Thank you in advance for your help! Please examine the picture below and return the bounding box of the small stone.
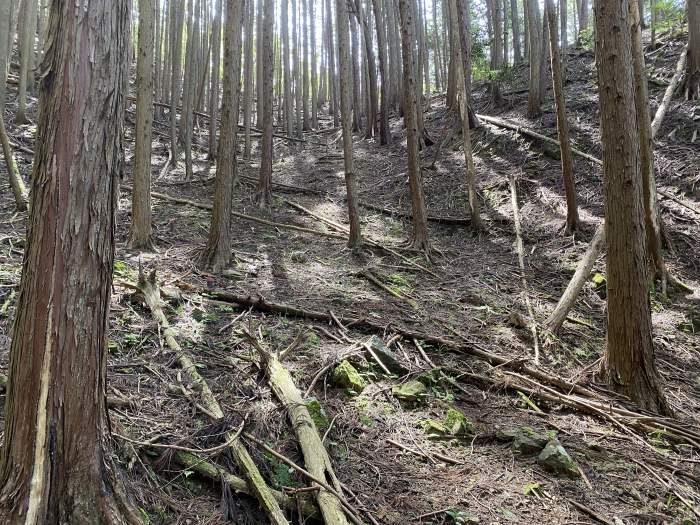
[443,408,474,437]
[420,418,449,439]
[332,360,366,393]
[512,427,549,455]
[537,439,580,477]
[368,336,408,375]
[392,379,427,403]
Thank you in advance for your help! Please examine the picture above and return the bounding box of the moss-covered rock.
[420,418,449,439]
[537,439,580,477]
[332,360,366,393]
[305,397,330,429]
[443,408,474,437]
[592,272,607,298]
[392,379,427,403]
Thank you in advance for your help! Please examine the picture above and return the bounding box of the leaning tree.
[0,1,141,522]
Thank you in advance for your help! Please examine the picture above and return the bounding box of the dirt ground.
[1,32,699,525]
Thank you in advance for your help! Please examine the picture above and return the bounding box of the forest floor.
[2,33,700,525]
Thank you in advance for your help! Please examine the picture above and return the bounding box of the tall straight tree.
[169,0,185,163]
[205,0,245,271]
[0,0,142,522]
[560,0,568,47]
[14,0,38,124]
[257,0,275,205]
[546,0,578,233]
[337,0,363,248]
[208,0,223,158]
[310,0,319,127]
[511,0,522,61]
[130,0,155,250]
[683,0,699,99]
[243,0,255,160]
[0,0,11,112]
[526,0,544,116]
[371,0,391,144]
[593,0,668,414]
[454,0,483,231]
[399,0,431,252]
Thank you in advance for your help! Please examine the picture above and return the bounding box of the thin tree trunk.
[205,0,245,271]
[0,113,28,211]
[526,0,543,116]
[14,0,38,124]
[560,0,568,47]
[593,0,669,414]
[683,0,699,99]
[182,0,198,180]
[546,0,579,234]
[310,0,319,126]
[433,0,443,91]
[256,0,264,127]
[0,0,11,112]
[399,0,431,253]
[0,2,141,522]
[354,0,379,139]
[208,0,222,159]
[282,0,293,138]
[454,0,483,231]
[130,0,155,250]
[629,0,667,291]
[257,0,275,205]
[243,0,254,160]
[371,0,391,144]
[337,0,363,248]
[511,0,522,62]
[169,0,185,162]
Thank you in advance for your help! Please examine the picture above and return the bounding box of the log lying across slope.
[134,270,290,525]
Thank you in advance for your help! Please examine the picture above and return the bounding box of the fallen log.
[545,224,605,333]
[172,451,320,520]
[651,47,687,139]
[135,270,290,525]
[246,332,353,525]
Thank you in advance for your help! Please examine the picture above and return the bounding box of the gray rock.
[537,439,580,477]
[367,336,408,375]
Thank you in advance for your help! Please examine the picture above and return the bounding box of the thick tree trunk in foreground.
[337,0,363,249]
[593,0,669,414]
[0,1,141,523]
[257,0,275,205]
[399,0,431,253]
[130,0,155,250]
[205,0,244,272]
[546,0,579,234]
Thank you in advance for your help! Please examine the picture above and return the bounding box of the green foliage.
[578,27,595,49]
[651,0,685,32]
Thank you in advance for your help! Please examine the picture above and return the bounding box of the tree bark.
[169,0,185,162]
[310,0,319,127]
[560,0,568,47]
[546,0,579,234]
[243,0,255,160]
[683,0,700,99]
[205,0,244,272]
[526,0,543,116]
[454,0,483,231]
[0,1,141,522]
[257,0,275,205]
[0,0,11,112]
[371,0,392,144]
[593,0,669,414]
[511,0,522,61]
[337,0,363,248]
[130,0,155,250]
[208,0,222,159]
[14,0,38,124]
[399,0,431,253]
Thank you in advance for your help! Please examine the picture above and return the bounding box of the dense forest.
[0,0,699,523]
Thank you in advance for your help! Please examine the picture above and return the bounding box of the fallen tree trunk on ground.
[651,47,687,139]
[135,270,290,525]
[172,451,320,520]
[545,224,606,333]
[247,333,354,525]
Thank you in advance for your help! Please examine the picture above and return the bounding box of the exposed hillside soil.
[1,34,699,525]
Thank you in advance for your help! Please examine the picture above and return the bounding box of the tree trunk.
[205,0,244,272]
[354,0,379,139]
[309,0,319,127]
[371,0,391,144]
[256,0,264,127]
[169,0,185,162]
[399,0,431,253]
[0,113,28,211]
[578,0,588,44]
[433,0,443,91]
[683,0,699,99]
[15,0,38,124]
[130,0,155,250]
[181,0,198,180]
[454,0,483,231]
[350,14,362,132]
[243,0,254,160]
[0,0,11,112]
[593,0,669,414]
[257,0,275,205]
[526,0,543,116]
[546,0,579,234]
[629,0,667,290]
[337,0,363,249]
[208,0,222,159]
[0,2,141,522]
[560,0,568,47]
[511,0,522,61]
[282,0,293,138]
